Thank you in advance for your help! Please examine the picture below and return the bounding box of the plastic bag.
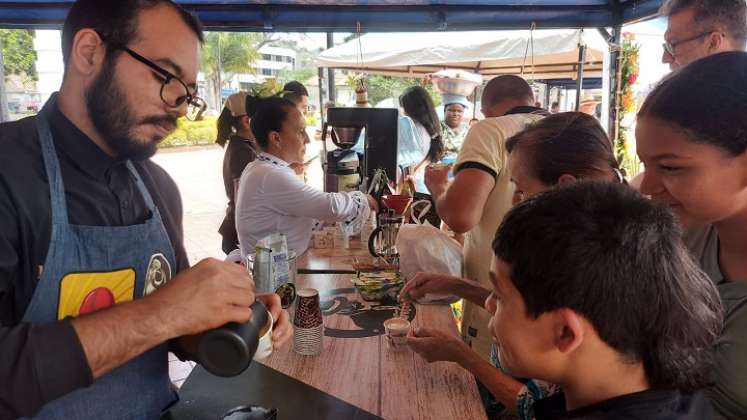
[396,220,463,304]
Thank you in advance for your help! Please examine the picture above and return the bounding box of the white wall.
[33,30,64,106]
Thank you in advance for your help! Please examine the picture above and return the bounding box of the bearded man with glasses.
[660,0,746,70]
[0,1,292,418]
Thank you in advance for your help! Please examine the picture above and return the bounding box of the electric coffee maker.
[322,107,399,193]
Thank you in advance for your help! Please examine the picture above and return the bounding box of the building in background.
[255,45,296,79]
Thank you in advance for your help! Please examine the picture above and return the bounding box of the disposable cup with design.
[384,317,410,347]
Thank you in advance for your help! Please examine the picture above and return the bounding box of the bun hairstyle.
[506,112,624,185]
[638,51,747,157]
[249,96,297,150]
[400,86,444,162]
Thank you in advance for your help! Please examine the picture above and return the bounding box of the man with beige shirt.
[421,75,547,361]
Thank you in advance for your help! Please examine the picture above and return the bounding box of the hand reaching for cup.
[289,162,306,175]
[407,327,471,364]
[365,194,380,213]
[256,293,293,349]
[399,272,463,302]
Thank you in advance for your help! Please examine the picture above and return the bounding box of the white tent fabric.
[317,29,607,80]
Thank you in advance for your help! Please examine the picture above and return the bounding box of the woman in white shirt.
[235,97,377,256]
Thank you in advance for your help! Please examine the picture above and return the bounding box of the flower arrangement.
[616,33,642,177]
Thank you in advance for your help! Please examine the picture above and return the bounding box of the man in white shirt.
[424,75,547,361]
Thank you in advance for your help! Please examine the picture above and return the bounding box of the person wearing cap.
[440,94,470,155]
[578,93,601,117]
[217,92,260,254]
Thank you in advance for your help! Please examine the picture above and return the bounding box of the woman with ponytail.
[398,86,444,192]
[218,92,259,254]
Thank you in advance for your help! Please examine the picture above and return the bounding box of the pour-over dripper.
[381,194,412,216]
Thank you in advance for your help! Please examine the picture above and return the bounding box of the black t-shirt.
[0,106,189,418]
[219,134,258,252]
[534,389,715,419]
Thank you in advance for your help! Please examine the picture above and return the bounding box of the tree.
[200,32,271,109]
[277,42,318,86]
[0,29,37,122]
[0,41,8,122]
[0,29,37,80]
[359,74,440,107]
[277,67,315,87]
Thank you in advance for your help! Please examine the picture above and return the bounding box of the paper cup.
[253,312,274,360]
[293,324,324,356]
[384,318,410,347]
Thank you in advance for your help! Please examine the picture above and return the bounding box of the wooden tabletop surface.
[257,245,487,420]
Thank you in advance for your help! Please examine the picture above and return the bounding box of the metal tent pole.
[326,33,336,103]
[607,26,623,143]
[318,67,326,126]
[575,42,587,112]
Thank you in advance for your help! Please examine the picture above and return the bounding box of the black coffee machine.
[322,108,399,194]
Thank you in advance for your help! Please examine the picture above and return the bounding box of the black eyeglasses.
[662,31,716,58]
[101,36,206,121]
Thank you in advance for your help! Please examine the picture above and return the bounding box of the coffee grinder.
[322,107,399,193]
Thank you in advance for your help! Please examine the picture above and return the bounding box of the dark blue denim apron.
[21,97,178,419]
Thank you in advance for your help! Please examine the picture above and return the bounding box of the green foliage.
[160,116,218,148]
[200,32,265,106]
[278,67,316,87]
[201,32,262,76]
[305,113,318,127]
[0,29,37,80]
[361,74,440,107]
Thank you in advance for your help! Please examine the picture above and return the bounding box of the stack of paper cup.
[293,288,324,355]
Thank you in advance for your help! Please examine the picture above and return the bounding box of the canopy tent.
[316,29,608,80]
[541,77,603,89]
[0,1,662,31]
[0,0,662,140]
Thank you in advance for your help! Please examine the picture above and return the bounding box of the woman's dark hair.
[249,97,297,150]
[62,0,203,67]
[638,51,747,156]
[506,112,623,185]
[216,94,260,147]
[282,81,309,104]
[493,181,723,391]
[400,86,444,162]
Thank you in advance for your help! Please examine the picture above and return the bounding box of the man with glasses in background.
[0,1,291,418]
[660,0,746,70]
[630,0,746,191]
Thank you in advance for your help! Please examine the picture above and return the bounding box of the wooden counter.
[169,246,487,420]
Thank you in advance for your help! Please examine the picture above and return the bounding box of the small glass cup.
[384,318,410,347]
